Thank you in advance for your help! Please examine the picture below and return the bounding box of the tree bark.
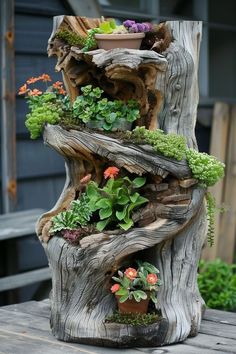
[37,20,206,347]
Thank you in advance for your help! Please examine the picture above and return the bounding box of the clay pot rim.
[94,33,145,40]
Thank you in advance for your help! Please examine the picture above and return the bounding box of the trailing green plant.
[72,85,140,131]
[50,193,92,233]
[105,312,160,326]
[198,259,236,312]
[186,148,225,187]
[55,29,87,48]
[125,127,225,187]
[205,192,216,246]
[19,75,66,139]
[86,166,148,231]
[126,126,187,161]
[111,260,161,304]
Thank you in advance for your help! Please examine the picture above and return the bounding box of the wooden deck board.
[0,300,236,353]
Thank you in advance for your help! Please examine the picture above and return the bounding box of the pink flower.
[146,273,158,285]
[124,268,137,280]
[111,284,120,293]
[18,84,28,95]
[104,166,119,179]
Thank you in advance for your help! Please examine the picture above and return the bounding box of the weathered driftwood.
[37,20,206,347]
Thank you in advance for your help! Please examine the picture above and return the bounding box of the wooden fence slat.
[217,104,236,263]
[0,267,51,291]
[202,102,229,260]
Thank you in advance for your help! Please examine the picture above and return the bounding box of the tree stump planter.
[35,18,209,347]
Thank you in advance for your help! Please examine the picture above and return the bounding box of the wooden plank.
[184,332,236,354]
[200,319,236,340]
[203,308,236,326]
[2,300,50,319]
[201,102,229,260]
[0,267,51,291]
[139,343,221,353]
[218,104,236,263]
[0,209,45,241]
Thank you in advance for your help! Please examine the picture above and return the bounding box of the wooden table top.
[0,299,236,354]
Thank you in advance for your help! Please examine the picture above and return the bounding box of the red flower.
[18,84,28,95]
[111,284,120,293]
[26,76,41,84]
[146,273,158,285]
[40,73,52,82]
[58,87,66,95]
[124,268,137,280]
[104,166,119,179]
[28,89,43,96]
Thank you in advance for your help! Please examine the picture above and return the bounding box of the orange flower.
[111,284,120,293]
[40,73,52,82]
[52,81,63,89]
[146,273,158,285]
[18,84,28,95]
[58,87,66,95]
[104,166,120,179]
[28,89,43,96]
[26,76,41,84]
[124,268,137,280]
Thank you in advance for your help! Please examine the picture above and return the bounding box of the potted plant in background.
[111,260,161,314]
[55,18,153,51]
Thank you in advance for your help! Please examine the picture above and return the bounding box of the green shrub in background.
[198,259,236,312]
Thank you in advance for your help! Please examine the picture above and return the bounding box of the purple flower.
[123,20,136,28]
[128,24,139,33]
[136,23,146,32]
[143,22,153,32]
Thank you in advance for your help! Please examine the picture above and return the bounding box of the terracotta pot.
[94,33,145,50]
[116,295,150,314]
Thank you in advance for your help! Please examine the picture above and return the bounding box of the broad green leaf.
[95,198,111,209]
[119,219,134,231]
[130,192,139,203]
[115,288,128,296]
[134,290,147,300]
[96,218,111,231]
[117,195,130,205]
[132,291,142,302]
[119,294,130,303]
[116,207,127,221]
[132,177,146,188]
[120,276,130,288]
[150,291,158,303]
[112,276,122,283]
[99,207,113,219]
[102,122,112,131]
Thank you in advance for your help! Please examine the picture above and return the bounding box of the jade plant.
[86,166,148,231]
[111,260,161,304]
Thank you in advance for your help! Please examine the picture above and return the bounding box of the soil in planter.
[105,312,161,326]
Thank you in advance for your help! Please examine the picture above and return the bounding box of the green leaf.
[119,219,134,231]
[134,290,147,300]
[150,291,158,303]
[95,198,111,209]
[120,276,130,288]
[132,177,146,188]
[130,192,139,203]
[112,276,122,283]
[115,288,128,296]
[102,122,113,131]
[116,207,128,221]
[117,195,130,205]
[119,294,130,303]
[99,207,113,219]
[96,218,111,231]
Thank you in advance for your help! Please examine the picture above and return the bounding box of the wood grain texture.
[36,20,206,348]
